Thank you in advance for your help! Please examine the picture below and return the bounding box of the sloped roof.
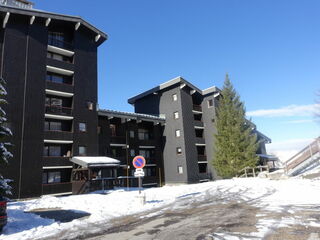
[128,76,220,104]
[0,5,107,43]
[98,109,166,122]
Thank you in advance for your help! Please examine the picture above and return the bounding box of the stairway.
[285,137,320,176]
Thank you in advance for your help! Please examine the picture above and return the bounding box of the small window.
[129,130,135,138]
[79,146,87,156]
[178,166,183,174]
[172,94,177,101]
[42,172,48,184]
[87,102,94,110]
[110,124,116,137]
[173,112,179,119]
[208,99,214,108]
[79,122,86,132]
[176,147,182,155]
[130,149,135,157]
[97,126,101,134]
[175,129,181,138]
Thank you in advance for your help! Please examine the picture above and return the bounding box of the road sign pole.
[139,176,141,194]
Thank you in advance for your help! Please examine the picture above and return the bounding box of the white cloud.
[266,138,315,162]
[284,119,314,124]
[247,104,320,118]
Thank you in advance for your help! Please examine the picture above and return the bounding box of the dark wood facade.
[0,6,106,198]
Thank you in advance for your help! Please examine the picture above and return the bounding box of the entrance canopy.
[71,156,120,168]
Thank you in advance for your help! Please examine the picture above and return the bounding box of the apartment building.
[0,0,107,198]
[128,77,271,184]
[98,109,165,187]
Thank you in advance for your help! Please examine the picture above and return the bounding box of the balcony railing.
[193,105,202,112]
[194,120,204,128]
[198,155,207,162]
[43,156,72,166]
[44,131,73,141]
[110,135,126,144]
[42,182,72,195]
[45,105,72,115]
[48,38,73,51]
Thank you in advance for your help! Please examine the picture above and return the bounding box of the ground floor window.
[144,167,156,177]
[42,171,61,184]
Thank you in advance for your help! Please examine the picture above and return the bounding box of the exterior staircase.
[285,137,320,176]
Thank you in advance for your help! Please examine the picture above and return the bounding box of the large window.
[144,167,156,177]
[138,129,152,140]
[42,171,61,184]
[44,121,62,131]
[139,149,155,159]
[47,51,73,63]
[48,31,73,50]
[46,72,72,85]
[43,145,61,157]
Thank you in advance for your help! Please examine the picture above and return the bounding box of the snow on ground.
[1,178,320,240]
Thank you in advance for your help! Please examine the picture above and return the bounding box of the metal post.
[253,168,256,177]
[139,176,141,194]
[244,168,247,178]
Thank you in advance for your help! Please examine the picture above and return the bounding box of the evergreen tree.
[0,77,12,196]
[213,74,258,178]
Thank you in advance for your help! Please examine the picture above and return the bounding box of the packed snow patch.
[0,178,320,240]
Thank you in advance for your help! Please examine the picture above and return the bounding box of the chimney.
[0,0,34,9]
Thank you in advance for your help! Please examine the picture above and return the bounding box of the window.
[43,145,61,157]
[79,146,87,156]
[175,129,181,137]
[172,94,177,101]
[199,163,207,173]
[110,124,116,137]
[208,99,214,108]
[176,147,182,155]
[42,172,47,184]
[79,123,86,132]
[173,112,179,119]
[46,72,72,85]
[97,126,101,134]
[130,149,135,157]
[178,166,183,174]
[48,171,61,183]
[129,130,135,138]
[144,167,156,177]
[47,51,72,63]
[87,102,94,110]
[138,129,150,140]
[48,31,72,50]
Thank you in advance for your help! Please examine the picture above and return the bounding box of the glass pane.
[79,146,87,156]
[50,122,62,131]
[49,146,61,156]
[42,172,48,184]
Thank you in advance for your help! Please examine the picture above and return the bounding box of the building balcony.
[110,135,126,145]
[45,105,72,116]
[44,131,73,141]
[42,182,72,195]
[46,81,74,93]
[198,155,207,162]
[138,138,156,146]
[48,38,73,51]
[193,104,202,112]
[194,120,204,128]
[43,156,72,166]
[195,137,205,145]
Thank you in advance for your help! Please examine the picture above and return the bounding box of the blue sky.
[35,0,320,160]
